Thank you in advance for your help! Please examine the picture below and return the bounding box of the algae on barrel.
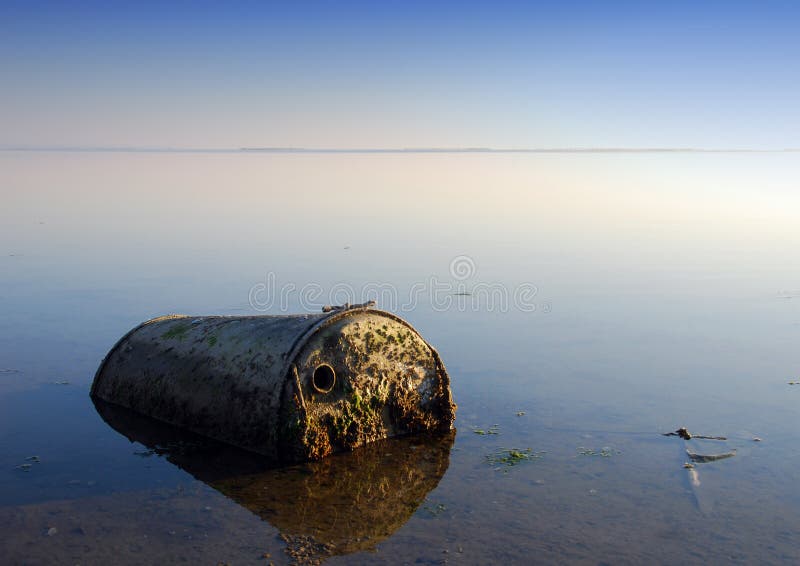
[91,305,456,461]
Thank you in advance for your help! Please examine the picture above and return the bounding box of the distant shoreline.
[2,146,798,154]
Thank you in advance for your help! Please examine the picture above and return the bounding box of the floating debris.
[472,424,500,435]
[789,381,799,386]
[515,411,526,417]
[52,380,70,385]
[663,427,726,441]
[14,456,41,471]
[486,448,543,470]
[670,430,737,512]
[578,446,621,457]
[423,502,447,516]
[45,527,58,537]
[686,449,736,463]
[0,368,20,374]
[753,437,763,442]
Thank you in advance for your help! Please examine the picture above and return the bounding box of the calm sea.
[1,151,799,564]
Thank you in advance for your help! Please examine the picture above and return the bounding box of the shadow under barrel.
[91,306,456,462]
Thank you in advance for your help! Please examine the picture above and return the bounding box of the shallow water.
[1,152,799,564]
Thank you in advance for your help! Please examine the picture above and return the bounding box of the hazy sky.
[2,1,799,148]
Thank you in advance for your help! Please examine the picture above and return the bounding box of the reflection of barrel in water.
[93,398,454,559]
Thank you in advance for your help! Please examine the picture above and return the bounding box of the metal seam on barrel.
[290,364,307,412]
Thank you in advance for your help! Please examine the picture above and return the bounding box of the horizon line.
[2,145,799,154]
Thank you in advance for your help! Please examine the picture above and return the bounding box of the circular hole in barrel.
[312,364,336,393]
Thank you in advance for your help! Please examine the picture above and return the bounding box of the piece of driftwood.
[663,427,727,441]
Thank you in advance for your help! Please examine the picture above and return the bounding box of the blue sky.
[2,1,799,148]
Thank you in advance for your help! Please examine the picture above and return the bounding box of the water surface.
[1,152,799,564]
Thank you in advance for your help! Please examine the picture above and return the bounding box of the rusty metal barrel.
[91,305,456,461]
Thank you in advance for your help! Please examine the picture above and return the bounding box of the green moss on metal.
[290,313,455,460]
[330,391,385,450]
[161,322,190,341]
